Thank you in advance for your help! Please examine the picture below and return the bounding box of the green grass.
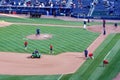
[0,24,99,54]
[61,33,120,80]
[0,16,100,80]
[88,39,120,80]
[0,16,120,80]
[0,75,60,80]
[96,35,120,80]
[0,16,101,26]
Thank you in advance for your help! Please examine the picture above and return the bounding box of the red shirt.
[50,45,53,49]
[103,60,108,64]
[89,53,93,57]
[24,41,28,46]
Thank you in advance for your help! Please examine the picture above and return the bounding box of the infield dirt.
[0,14,120,76]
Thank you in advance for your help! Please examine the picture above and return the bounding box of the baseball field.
[0,14,120,80]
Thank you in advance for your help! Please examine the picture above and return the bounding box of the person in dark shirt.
[114,23,118,28]
[34,49,39,54]
[103,28,106,35]
[103,19,106,28]
[84,49,88,59]
[36,28,40,36]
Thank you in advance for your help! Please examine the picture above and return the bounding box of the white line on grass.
[104,51,111,60]
[57,74,64,80]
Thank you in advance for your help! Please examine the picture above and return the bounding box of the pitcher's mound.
[26,34,52,40]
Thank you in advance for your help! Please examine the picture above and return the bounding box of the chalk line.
[57,74,64,80]
[104,51,111,60]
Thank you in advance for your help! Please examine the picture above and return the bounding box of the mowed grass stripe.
[0,24,98,53]
[104,40,120,61]
[0,16,103,27]
[0,16,82,26]
[0,24,99,54]
[1,16,119,80]
[0,75,60,80]
[78,34,120,80]
[97,47,120,80]
[0,25,25,52]
[57,29,99,52]
[68,34,118,80]
[89,40,120,80]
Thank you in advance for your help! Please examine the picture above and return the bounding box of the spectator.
[46,10,49,16]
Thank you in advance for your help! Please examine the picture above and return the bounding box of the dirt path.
[113,73,120,80]
[0,52,85,75]
[0,24,119,75]
[0,21,12,27]
[0,14,120,76]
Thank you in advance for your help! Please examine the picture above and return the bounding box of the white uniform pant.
[84,24,86,29]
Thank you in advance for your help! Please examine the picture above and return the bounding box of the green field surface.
[0,24,99,54]
[0,75,60,80]
[0,16,120,80]
[61,33,120,80]
[0,16,101,26]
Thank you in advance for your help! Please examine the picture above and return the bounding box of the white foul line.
[57,74,64,80]
[104,51,111,60]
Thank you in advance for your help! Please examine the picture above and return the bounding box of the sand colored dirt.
[0,24,120,75]
[26,34,52,40]
[0,52,84,75]
[0,14,120,76]
[0,21,12,27]
[0,13,28,18]
[87,25,120,33]
[113,73,120,80]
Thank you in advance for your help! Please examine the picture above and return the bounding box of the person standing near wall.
[103,19,106,29]
[114,23,118,28]
[102,19,106,35]
[103,28,106,35]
